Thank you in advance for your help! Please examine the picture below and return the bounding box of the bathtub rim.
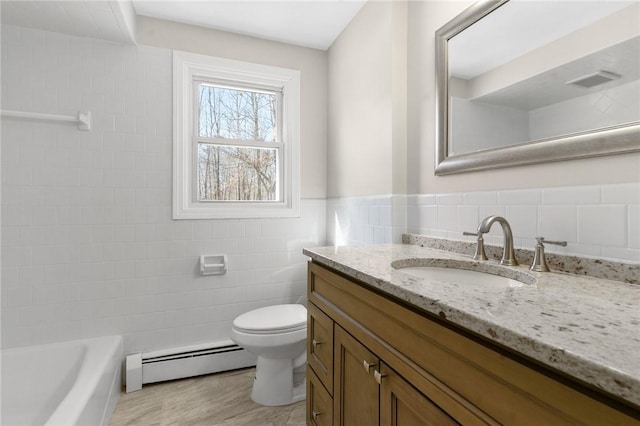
[46,335,122,426]
[1,335,124,426]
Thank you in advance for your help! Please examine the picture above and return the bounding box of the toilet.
[231,304,307,406]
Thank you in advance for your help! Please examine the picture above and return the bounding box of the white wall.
[463,3,639,101]
[529,80,640,140]
[325,0,407,244]
[407,183,639,263]
[402,1,639,262]
[325,194,406,246]
[325,1,638,261]
[2,0,639,353]
[0,25,326,352]
[138,16,328,200]
[450,97,529,154]
[327,1,407,198]
[406,1,640,195]
[452,79,639,151]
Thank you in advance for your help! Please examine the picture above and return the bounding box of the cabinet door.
[334,325,379,426]
[307,366,333,426]
[379,362,460,426]
[308,302,334,393]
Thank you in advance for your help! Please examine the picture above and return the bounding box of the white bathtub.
[1,335,123,426]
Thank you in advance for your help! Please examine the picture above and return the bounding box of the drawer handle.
[312,339,324,349]
[312,410,323,421]
[363,360,376,373]
[374,370,386,384]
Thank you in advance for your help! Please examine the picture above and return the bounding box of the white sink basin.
[396,266,525,289]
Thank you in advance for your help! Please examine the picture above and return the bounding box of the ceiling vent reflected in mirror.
[435,0,640,175]
[565,71,621,88]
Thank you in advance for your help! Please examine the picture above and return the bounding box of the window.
[173,51,300,219]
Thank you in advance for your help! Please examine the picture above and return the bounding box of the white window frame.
[173,51,300,219]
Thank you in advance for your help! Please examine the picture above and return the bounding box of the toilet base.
[251,356,306,406]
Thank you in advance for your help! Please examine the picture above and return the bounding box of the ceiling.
[449,0,635,80]
[0,0,366,50]
[132,1,365,50]
[1,0,137,43]
[476,36,640,111]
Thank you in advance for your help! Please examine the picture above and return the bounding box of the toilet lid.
[233,304,307,334]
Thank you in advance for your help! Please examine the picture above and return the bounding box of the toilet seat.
[233,304,307,334]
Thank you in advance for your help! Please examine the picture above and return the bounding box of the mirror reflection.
[445,0,639,157]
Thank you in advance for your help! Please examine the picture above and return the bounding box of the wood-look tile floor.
[109,368,306,426]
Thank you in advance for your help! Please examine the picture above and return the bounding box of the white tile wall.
[2,24,637,356]
[578,205,627,247]
[1,26,326,352]
[407,183,640,263]
[530,80,640,140]
[326,195,406,246]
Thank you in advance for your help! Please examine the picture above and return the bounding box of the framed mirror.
[435,0,640,175]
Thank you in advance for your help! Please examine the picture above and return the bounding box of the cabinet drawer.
[308,301,334,393]
[307,366,333,426]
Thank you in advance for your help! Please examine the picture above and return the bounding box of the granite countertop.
[303,243,640,407]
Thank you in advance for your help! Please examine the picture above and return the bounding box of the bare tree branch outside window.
[197,84,279,202]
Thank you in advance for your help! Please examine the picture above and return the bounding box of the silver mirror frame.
[435,0,640,175]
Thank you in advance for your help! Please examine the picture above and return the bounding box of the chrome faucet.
[465,216,518,266]
[530,237,567,272]
[462,231,488,261]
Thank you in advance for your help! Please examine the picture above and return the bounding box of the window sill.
[172,201,300,220]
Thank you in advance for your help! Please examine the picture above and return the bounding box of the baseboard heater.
[125,340,256,393]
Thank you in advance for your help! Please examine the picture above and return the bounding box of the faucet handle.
[530,237,567,272]
[536,237,567,247]
[463,231,488,261]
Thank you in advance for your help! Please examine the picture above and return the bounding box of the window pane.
[199,84,278,142]
[197,144,279,201]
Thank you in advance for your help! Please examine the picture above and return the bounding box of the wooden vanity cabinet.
[379,361,459,426]
[307,301,335,426]
[307,366,332,426]
[307,302,333,391]
[306,261,640,426]
[333,324,458,426]
[334,325,380,425]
